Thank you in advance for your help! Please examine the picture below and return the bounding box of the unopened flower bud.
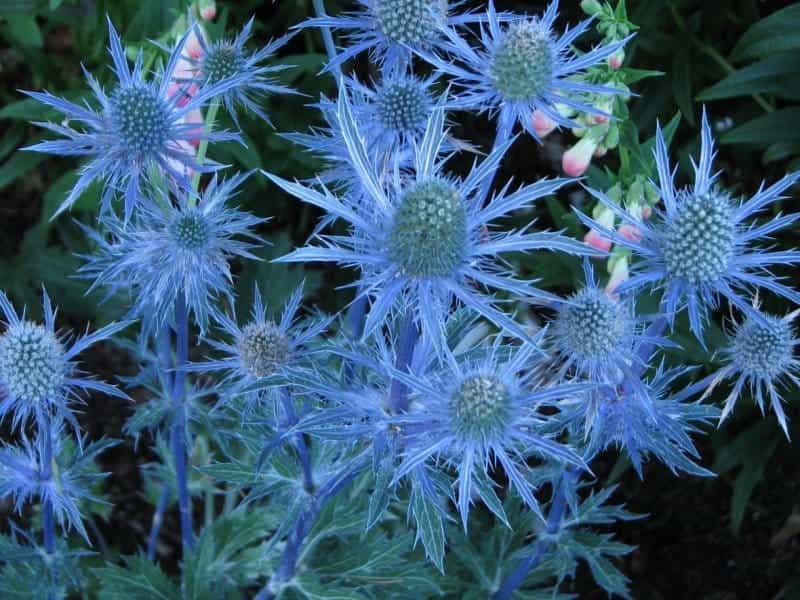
[531,110,557,138]
[617,223,642,243]
[562,137,599,176]
[608,49,625,70]
[584,228,612,252]
[580,0,604,15]
[594,145,608,158]
[198,0,217,21]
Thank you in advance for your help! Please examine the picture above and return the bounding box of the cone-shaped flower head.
[551,261,642,382]
[267,91,599,347]
[0,290,129,431]
[714,309,799,437]
[391,336,588,526]
[187,283,332,409]
[192,17,298,127]
[300,0,464,72]
[422,1,628,138]
[79,173,264,336]
[578,109,800,341]
[285,74,451,195]
[22,19,240,219]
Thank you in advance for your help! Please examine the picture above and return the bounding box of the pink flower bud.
[562,137,599,177]
[200,2,217,21]
[593,146,608,158]
[186,28,205,59]
[584,229,612,252]
[592,114,609,125]
[531,110,557,138]
[617,223,642,243]
[608,50,625,70]
[641,206,652,220]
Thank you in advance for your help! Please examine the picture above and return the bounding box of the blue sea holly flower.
[80,173,264,336]
[22,19,240,220]
[302,0,481,73]
[0,289,129,432]
[421,0,628,138]
[0,428,115,540]
[267,92,599,345]
[389,337,588,525]
[550,260,642,383]
[187,283,333,409]
[711,309,799,437]
[190,17,299,127]
[561,362,718,478]
[578,109,800,341]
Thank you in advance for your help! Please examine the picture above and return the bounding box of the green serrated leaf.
[410,485,445,572]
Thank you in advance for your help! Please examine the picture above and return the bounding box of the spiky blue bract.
[301,0,480,73]
[420,0,628,138]
[549,260,650,383]
[191,17,299,127]
[0,289,129,431]
[267,91,599,346]
[713,309,799,437]
[561,361,718,478]
[187,283,332,409]
[0,428,115,540]
[22,19,241,220]
[578,109,800,341]
[79,173,264,336]
[390,335,588,526]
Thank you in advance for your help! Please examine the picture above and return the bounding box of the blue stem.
[493,469,577,600]
[387,311,418,413]
[146,483,170,561]
[312,0,341,80]
[147,326,174,560]
[281,391,314,493]
[171,295,194,551]
[39,420,56,599]
[477,110,516,207]
[41,421,55,555]
[254,458,368,599]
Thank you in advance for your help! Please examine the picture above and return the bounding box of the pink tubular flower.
[185,109,204,147]
[608,50,625,70]
[584,228,612,252]
[562,137,599,176]
[532,110,557,138]
[617,223,643,243]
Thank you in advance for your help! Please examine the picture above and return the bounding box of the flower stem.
[190,97,221,196]
[254,457,368,600]
[171,295,194,551]
[41,423,55,555]
[146,483,170,561]
[312,0,342,81]
[493,469,577,600]
[387,310,418,413]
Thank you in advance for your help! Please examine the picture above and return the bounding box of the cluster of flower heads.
[8,0,800,597]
